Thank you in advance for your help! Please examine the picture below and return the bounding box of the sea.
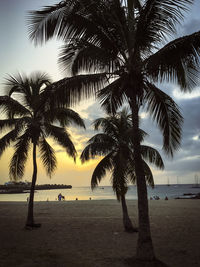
[0,184,199,202]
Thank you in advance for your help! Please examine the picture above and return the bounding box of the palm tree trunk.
[26,142,37,227]
[130,96,155,261]
[121,194,136,232]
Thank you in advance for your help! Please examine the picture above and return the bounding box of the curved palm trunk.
[26,142,37,227]
[130,96,155,260]
[121,194,137,232]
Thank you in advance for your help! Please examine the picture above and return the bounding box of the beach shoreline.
[0,199,200,266]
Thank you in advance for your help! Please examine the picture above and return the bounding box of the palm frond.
[127,156,154,187]
[59,41,120,75]
[39,138,57,177]
[28,0,118,52]
[141,145,164,169]
[0,117,31,138]
[9,132,31,180]
[98,75,128,114]
[145,31,200,90]
[80,134,115,163]
[5,72,29,97]
[111,151,130,201]
[44,124,77,160]
[27,1,74,44]
[0,119,20,131]
[29,72,51,96]
[92,117,118,137]
[126,157,137,184]
[43,107,85,128]
[142,160,154,188]
[43,73,109,107]
[91,152,113,190]
[144,82,183,156]
[0,96,31,118]
[135,0,193,52]
[0,128,23,157]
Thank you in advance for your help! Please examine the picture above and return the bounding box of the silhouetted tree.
[81,108,164,232]
[28,0,200,261]
[0,72,85,227]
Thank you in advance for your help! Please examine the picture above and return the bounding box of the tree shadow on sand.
[124,257,169,267]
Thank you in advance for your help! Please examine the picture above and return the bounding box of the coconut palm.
[81,108,164,233]
[27,0,200,261]
[0,72,85,228]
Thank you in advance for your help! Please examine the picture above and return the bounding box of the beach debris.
[151,195,160,200]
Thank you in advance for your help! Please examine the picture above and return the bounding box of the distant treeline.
[0,184,72,193]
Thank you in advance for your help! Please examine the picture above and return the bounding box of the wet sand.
[0,199,199,267]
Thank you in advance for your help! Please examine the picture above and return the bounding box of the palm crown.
[81,108,164,200]
[0,72,85,180]
[26,0,200,157]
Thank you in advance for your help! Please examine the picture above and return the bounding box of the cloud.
[172,88,200,100]
[181,18,200,36]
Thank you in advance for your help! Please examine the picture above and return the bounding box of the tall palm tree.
[28,0,200,261]
[81,108,164,233]
[0,72,85,228]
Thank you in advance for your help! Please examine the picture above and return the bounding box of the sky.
[0,0,200,187]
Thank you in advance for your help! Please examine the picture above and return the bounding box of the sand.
[0,199,199,267]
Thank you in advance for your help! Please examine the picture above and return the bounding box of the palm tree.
[27,0,200,261]
[81,108,164,233]
[0,72,85,228]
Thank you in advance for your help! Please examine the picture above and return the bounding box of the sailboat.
[192,174,199,188]
[167,177,170,186]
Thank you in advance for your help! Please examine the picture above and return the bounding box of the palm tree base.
[124,257,169,267]
[25,223,41,229]
[125,226,138,233]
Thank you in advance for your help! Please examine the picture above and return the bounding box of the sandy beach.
[0,199,199,267]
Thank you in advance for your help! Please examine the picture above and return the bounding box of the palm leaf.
[144,82,183,156]
[39,138,57,177]
[142,160,154,187]
[0,96,31,118]
[0,119,20,131]
[141,145,164,169]
[59,41,120,75]
[92,117,118,137]
[98,75,128,115]
[43,107,85,128]
[127,157,154,187]
[111,152,129,201]
[0,127,23,157]
[80,134,115,163]
[44,124,77,160]
[91,152,113,189]
[43,73,109,107]
[144,31,200,90]
[27,1,74,44]
[135,0,193,53]
[9,131,31,180]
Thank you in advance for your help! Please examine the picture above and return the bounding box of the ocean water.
[0,184,199,202]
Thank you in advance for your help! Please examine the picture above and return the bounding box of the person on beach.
[58,193,65,201]
[58,193,62,201]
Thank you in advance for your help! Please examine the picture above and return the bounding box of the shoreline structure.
[0,184,72,194]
